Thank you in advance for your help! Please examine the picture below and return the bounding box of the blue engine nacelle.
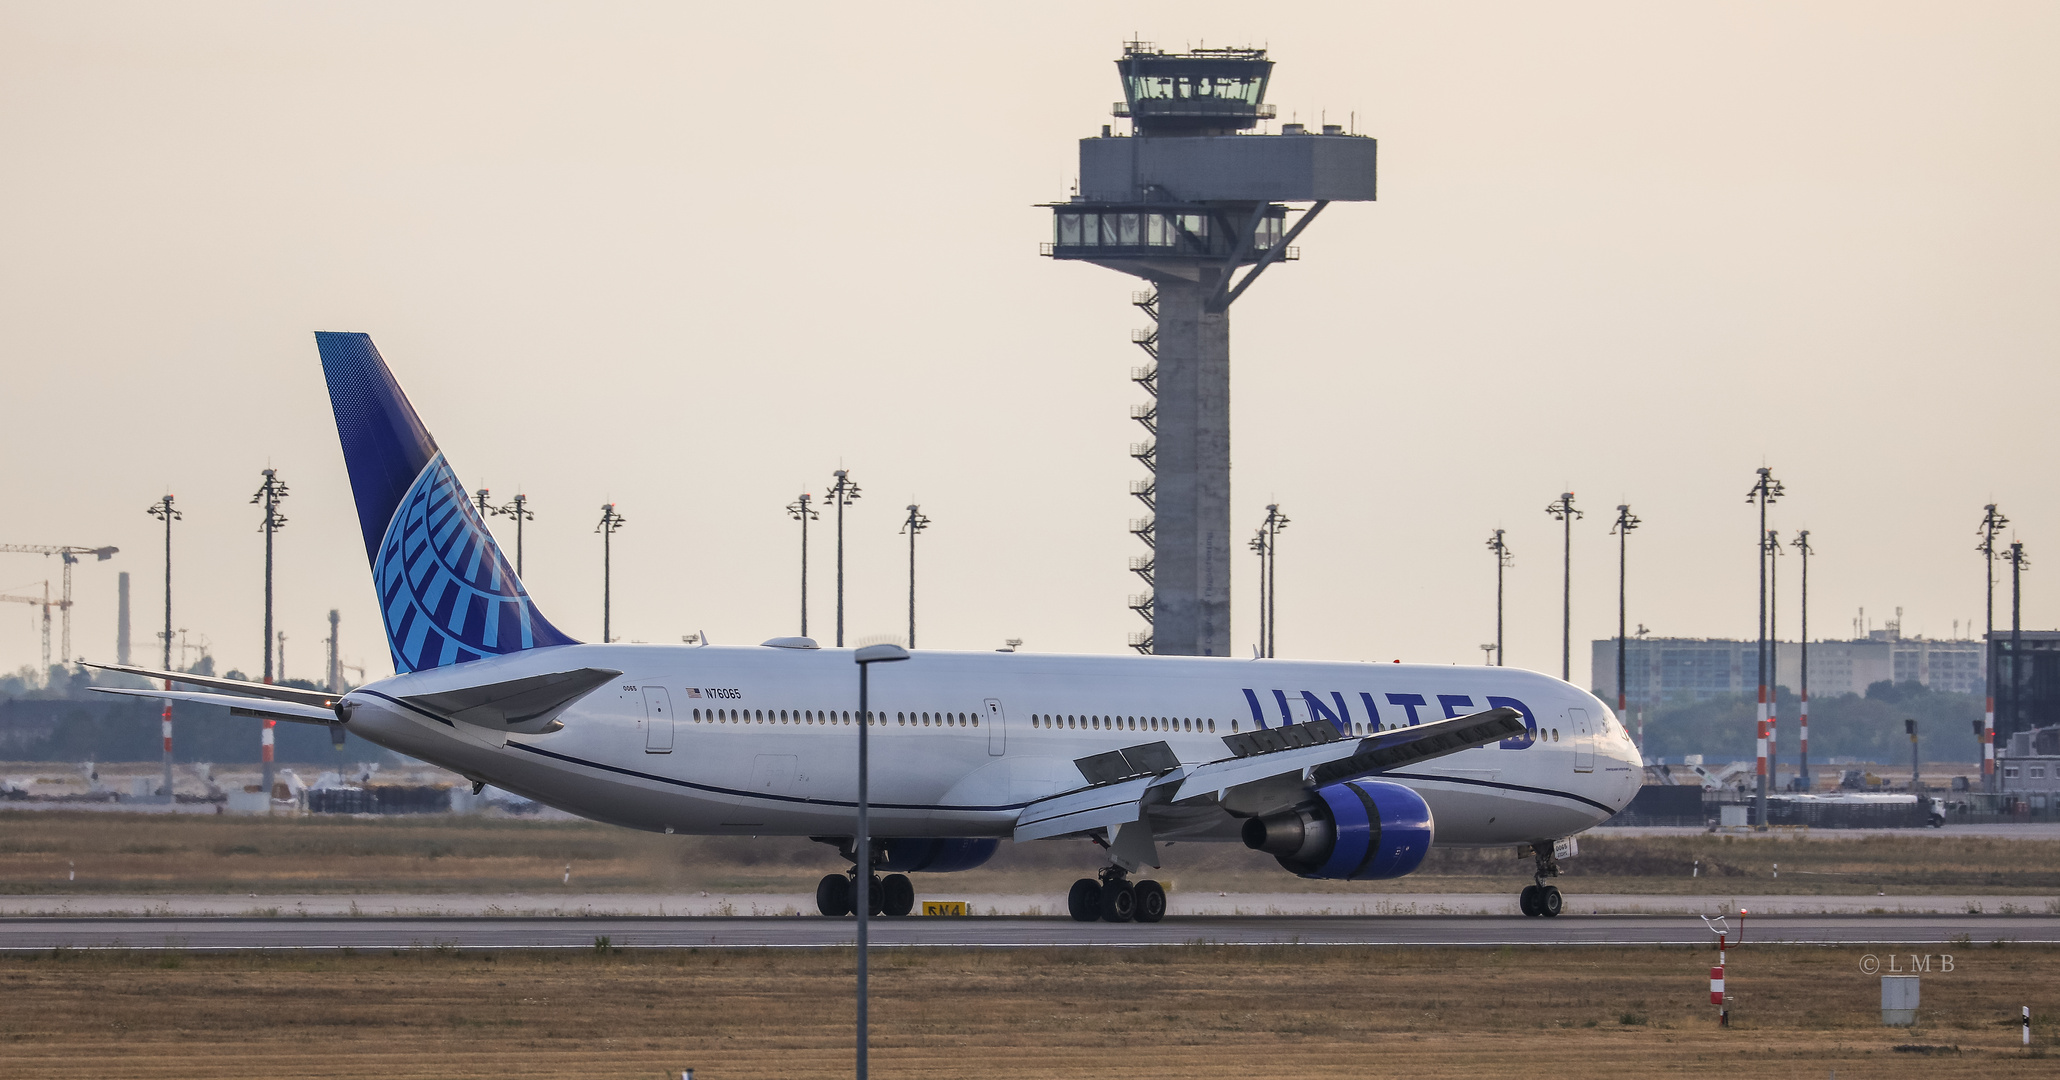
[1240,780,1435,880]
[871,838,1001,874]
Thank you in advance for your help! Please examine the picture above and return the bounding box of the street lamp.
[851,642,910,1080]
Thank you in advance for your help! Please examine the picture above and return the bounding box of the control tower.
[1044,44,1377,657]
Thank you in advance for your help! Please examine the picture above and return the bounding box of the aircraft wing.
[1012,707,1526,844]
[86,663,337,707]
[89,686,341,725]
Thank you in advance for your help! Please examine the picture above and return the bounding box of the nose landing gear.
[1518,840,1565,918]
[1067,866,1166,924]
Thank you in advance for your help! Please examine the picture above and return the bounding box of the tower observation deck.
[1043,44,1376,657]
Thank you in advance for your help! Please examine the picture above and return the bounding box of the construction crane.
[0,582,65,671]
[0,545,117,664]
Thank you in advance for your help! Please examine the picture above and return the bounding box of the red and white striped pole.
[261,719,275,805]
[1983,693,1996,789]
[1755,682,1769,792]
[1713,932,1728,1026]
[1799,688,1810,791]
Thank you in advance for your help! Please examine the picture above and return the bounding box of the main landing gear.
[815,872,915,918]
[1067,866,1166,924]
[1518,840,1564,918]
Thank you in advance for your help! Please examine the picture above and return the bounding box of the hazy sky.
[2,2,2054,688]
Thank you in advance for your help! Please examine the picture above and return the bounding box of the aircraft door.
[984,698,1006,756]
[642,687,675,753]
[1568,707,1594,772]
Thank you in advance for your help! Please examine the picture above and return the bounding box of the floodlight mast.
[1543,494,1581,681]
[1249,505,1287,657]
[1791,530,1813,790]
[2006,541,2030,748]
[250,469,289,801]
[1976,504,2009,791]
[484,492,534,576]
[788,493,819,638]
[1043,43,1375,657]
[827,470,862,648]
[595,504,627,643]
[1764,529,1783,788]
[147,494,181,801]
[1611,505,1641,728]
[1745,467,1785,828]
[1485,529,1513,666]
[900,505,931,649]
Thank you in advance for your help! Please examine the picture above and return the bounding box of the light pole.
[1250,505,1288,658]
[1543,493,1581,681]
[146,494,180,801]
[1745,466,1785,827]
[1611,505,1640,726]
[489,493,534,576]
[1791,530,1813,791]
[596,504,626,643]
[900,505,930,648]
[827,470,862,648]
[2006,541,2030,751]
[1977,505,2009,792]
[851,642,910,1080]
[1486,529,1513,666]
[251,469,289,802]
[1765,529,1782,789]
[789,493,819,638]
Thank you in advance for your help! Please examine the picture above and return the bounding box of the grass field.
[4,810,2059,897]
[0,944,2051,1078]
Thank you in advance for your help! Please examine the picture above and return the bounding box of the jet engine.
[872,838,1000,873]
[1240,780,1435,880]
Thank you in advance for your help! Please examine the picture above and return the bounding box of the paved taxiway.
[5,913,2055,950]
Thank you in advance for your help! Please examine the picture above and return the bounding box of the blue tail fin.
[316,332,576,673]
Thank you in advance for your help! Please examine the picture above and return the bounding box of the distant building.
[1592,630,1987,709]
[1991,630,2060,743]
[1998,725,2060,795]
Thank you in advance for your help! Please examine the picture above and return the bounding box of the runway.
[6,913,2056,950]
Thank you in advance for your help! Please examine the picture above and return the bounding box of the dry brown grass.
[0,944,2053,1078]
[5,810,2059,898]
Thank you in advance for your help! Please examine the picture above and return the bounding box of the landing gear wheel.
[1098,880,1136,923]
[1132,879,1166,923]
[864,875,884,916]
[1538,885,1563,917]
[881,873,916,917]
[1518,884,1541,917]
[816,873,852,917]
[1067,878,1103,922]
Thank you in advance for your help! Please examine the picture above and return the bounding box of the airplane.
[96,331,1645,925]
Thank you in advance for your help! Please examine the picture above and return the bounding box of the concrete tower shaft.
[1151,277,1232,655]
[1044,44,1376,658]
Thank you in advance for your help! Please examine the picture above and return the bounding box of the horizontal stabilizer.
[400,667,620,735]
[89,687,341,726]
[86,663,337,708]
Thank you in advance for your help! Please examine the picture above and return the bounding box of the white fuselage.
[341,644,1644,848]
